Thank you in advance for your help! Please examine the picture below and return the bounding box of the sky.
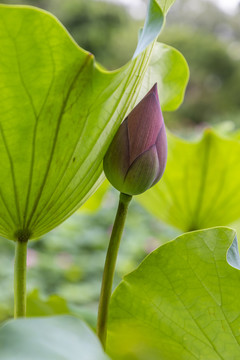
[210,0,239,13]
[98,0,147,19]
[100,0,240,18]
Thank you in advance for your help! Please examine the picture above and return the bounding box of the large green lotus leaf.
[138,130,240,232]
[0,0,182,240]
[80,179,109,213]
[108,227,240,360]
[0,316,109,360]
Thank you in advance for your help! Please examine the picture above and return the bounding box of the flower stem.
[14,239,28,318]
[97,192,132,348]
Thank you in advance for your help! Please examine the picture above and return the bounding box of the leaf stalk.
[97,192,132,348]
[14,239,28,318]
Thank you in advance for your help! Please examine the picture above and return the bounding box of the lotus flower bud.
[103,83,167,195]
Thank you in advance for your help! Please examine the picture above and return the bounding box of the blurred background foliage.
[1,0,240,324]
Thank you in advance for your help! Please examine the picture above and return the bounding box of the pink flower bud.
[103,83,167,195]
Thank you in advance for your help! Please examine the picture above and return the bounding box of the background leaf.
[0,316,109,360]
[0,1,167,240]
[138,130,240,232]
[26,289,70,317]
[26,290,97,328]
[108,227,240,360]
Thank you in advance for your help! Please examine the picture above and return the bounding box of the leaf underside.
[0,0,188,240]
[0,1,167,240]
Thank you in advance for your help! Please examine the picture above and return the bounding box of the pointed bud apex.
[103,84,167,195]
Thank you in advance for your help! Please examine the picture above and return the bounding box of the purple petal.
[152,124,167,185]
[127,86,163,165]
[103,119,130,192]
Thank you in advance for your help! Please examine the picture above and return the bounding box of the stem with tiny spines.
[14,238,28,318]
[97,192,132,348]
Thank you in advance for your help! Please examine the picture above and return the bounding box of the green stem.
[14,239,28,318]
[97,192,132,348]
